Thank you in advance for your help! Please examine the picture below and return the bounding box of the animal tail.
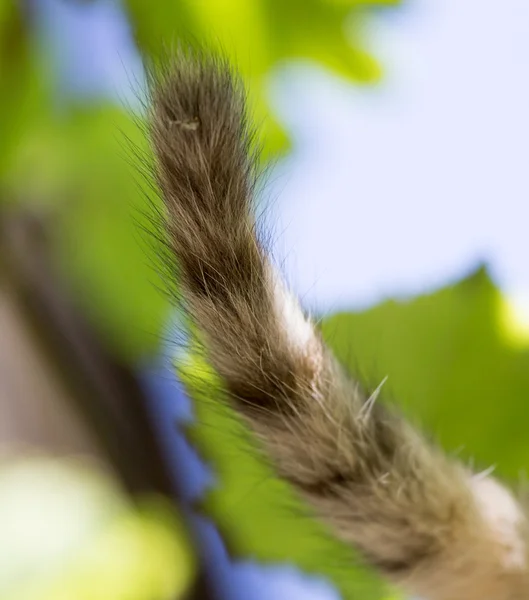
[146,48,528,600]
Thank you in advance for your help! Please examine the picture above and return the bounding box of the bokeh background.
[1,0,529,599]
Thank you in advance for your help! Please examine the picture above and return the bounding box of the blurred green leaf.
[51,106,171,361]
[5,102,171,361]
[0,1,47,180]
[265,0,380,81]
[0,3,171,362]
[323,0,399,6]
[124,0,197,59]
[123,0,400,155]
[321,266,529,482]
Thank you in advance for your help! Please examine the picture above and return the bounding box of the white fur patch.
[269,270,314,351]
[470,475,526,570]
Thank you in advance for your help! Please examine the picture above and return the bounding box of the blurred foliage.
[0,457,195,600]
[321,267,529,483]
[0,1,43,179]
[1,1,169,361]
[124,0,399,155]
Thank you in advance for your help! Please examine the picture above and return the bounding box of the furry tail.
[147,50,528,600]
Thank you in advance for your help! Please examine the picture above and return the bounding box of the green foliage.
[123,0,399,155]
[0,4,171,361]
[0,1,47,180]
[322,267,529,483]
[3,100,171,360]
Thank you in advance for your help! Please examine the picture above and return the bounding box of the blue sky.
[268,0,529,314]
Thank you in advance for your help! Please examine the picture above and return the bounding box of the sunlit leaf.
[122,0,401,155]
[0,457,195,600]
[322,266,529,482]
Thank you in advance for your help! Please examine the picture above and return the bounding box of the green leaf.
[6,103,171,361]
[51,106,171,361]
[264,0,380,82]
[122,0,402,155]
[0,6,170,361]
[124,0,197,59]
[0,1,47,181]
[321,266,529,482]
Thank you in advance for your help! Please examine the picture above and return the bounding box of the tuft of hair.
[146,48,529,600]
[147,49,262,301]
